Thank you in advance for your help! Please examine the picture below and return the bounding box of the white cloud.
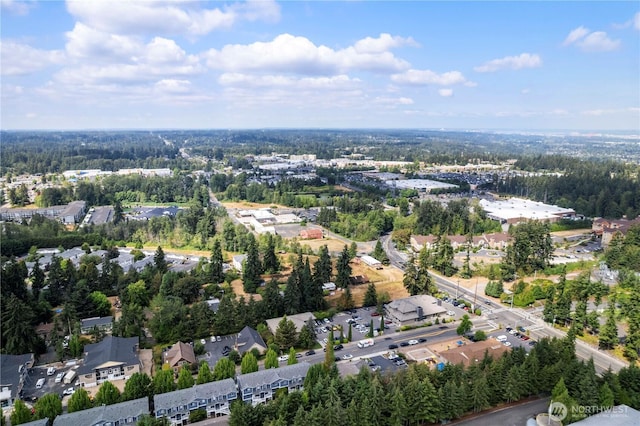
[218,73,360,90]
[203,33,410,75]
[66,0,280,37]
[474,53,542,72]
[438,89,453,97]
[563,26,590,46]
[1,0,34,15]
[635,12,640,30]
[578,32,621,52]
[0,41,65,75]
[563,26,621,52]
[390,69,469,86]
[353,33,418,53]
[65,23,142,61]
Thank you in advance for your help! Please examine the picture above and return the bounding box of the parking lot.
[21,364,79,404]
[314,307,398,349]
[487,327,537,352]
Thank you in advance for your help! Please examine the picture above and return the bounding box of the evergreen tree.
[470,374,490,413]
[313,245,333,285]
[1,295,39,354]
[335,245,352,288]
[210,240,224,284]
[113,200,124,225]
[262,233,280,274]
[324,340,335,369]
[94,380,121,405]
[337,286,355,311]
[274,316,298,352]
[241,353,259,374]
[599,304,619,350]
[265,349,279,369]
[283,262,302,315]
[196,361,214,384]
[402,257,421,296]
[68,388,93,413]
[262,278,284,319]
[154,246,168,274]
[242,234,262,293]
[371,240,389,264]
[363,282,378,307]
[177,364,195,389]
[297,319,316,349]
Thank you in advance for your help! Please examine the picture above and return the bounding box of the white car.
[216,336,221,342]
[408,339,419,345]
[503,341,512,347]
[277,355,289,362]
[200,339,206,345]
[342,354,353,360]
[496,335,508,342]
[63,387,75,396]
[55,372,64,383]
[447,311,455,316]
[47,367,56,376]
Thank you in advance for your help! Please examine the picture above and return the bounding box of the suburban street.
[382,236,630,374]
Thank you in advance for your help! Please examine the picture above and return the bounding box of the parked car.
[418,338,427,343]
[63,387,75,396]
[496,335,508,342]
[388,344,398,350]
[400,342,409,347]
[408,340,419,345]
[277,355,289,362]
[371,312,380,317]
[55,372,64,383]
[333,344,344,351]
[342,354,353,360]
[47,367,56,376]
[305,350,315,356]
[503,342,512,347]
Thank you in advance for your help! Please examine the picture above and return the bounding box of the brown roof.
[300,229,323,239]
[164,341,196,368]
[439,339,510,367]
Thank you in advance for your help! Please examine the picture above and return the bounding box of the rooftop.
[78,336,139,375]
[153,378,237,409]
[236,362,311,390]
[52,397,149,426]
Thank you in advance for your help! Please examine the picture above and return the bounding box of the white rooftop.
[479,198,575,221]
[385,179,458,190]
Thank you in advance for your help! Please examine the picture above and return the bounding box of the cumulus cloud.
[66,0,280,37]
[474,53,542,72]
[562,26,621,51]
[438,89,453,97]
[218,73,360,90]
[203,33,411,75]
[0,41,65,75]
[390,69,469,86]
[353,33,418,53]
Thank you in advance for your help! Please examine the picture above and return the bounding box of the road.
[451,397,551,426]
[383,239,629,374]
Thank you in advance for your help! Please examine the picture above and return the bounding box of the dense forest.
[229,337,640,426]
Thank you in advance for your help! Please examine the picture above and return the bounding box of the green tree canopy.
[68,388,93,413]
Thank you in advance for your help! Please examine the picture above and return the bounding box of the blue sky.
[1,1,639,131]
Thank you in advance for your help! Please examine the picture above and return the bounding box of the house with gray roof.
[78,336,140,388]
[154,378,237,424]
[236,362,310,406]
[21,419,49,426]
[52,397,148,426]
[235,326,267,356]
[0,353,34,409]
[80,316,113,335]
[385,295,447,326]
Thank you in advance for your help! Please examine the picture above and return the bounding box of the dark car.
[305,350,316,356]
[528,341,537,346]
[388,344,398,350]
[418,338,427,343]
[400,342,409,347]
[333,344,344,351]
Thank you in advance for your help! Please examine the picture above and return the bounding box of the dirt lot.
[299,236,352,253]
[326,261,408,306]
[221,201,290,210]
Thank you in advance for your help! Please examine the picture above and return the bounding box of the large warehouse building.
[479,197,575,225]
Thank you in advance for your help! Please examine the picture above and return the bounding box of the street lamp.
[456,279,460,300]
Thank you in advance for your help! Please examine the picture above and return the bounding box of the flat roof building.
[479,197,574,225]
[385,295,447,326]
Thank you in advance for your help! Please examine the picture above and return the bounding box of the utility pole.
[473,278,478,313]
[456,279,460,300]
